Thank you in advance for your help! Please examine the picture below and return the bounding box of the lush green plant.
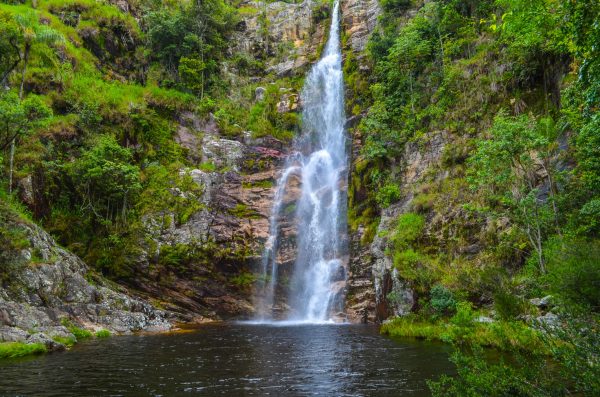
[95,329,111,338]
[381,314,543,352]
[230,271,256,288]
[61,318,92,340]
[542,238,600,311]
[375,183,401,208]
[66,135,141,222]
[428,313,600,396]
[430,285,457,315]
[390,213,425,249]
[0,342,47,359]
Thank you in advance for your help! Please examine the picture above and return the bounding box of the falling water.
[254,0,347,323]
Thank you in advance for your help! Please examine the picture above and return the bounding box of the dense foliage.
[349,0,599,395]
[0,0,305,289]
[0,0,598,392]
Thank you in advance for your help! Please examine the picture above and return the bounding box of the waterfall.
[254,0,347,323]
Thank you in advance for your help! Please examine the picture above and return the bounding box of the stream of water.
[255,0,348,322]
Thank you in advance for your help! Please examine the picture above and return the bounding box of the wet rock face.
[346,130,448,323]
[0,222,172,345]
[345,225,376,323]
[142,107,304,319]
[370,132,448,321]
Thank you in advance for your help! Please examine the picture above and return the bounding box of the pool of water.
[0,324,454,396]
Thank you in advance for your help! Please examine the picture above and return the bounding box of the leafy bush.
[430,285,457,315]
[391,213,425,248]
[450,301,475,328]
[376,183,401,208]
[493,290,528,320]
[428,313,600,397]
[543,238,600,311]
[95,329,111,338]
[66,135,141,220]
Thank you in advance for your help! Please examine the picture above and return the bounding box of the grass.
[95,329,111,338]
[228,203,261,219]
[53,336,77,347]
[242,180,274,189]
[61,318,93,341]
[381,315,546,353]
[69,326,93,340]
[0,342,47,359]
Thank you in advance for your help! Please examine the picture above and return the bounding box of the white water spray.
[254,0,347,323]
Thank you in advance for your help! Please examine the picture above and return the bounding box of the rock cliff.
[0,215,171,350]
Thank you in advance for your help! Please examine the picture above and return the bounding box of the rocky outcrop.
[140,106,306,318]
[370,132,447,321]
[233,0,327,76]
[347,130,449,323]
[0,220,171,348]
[341,0,381,64]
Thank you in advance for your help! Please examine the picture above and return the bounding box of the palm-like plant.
[13,12,64,99]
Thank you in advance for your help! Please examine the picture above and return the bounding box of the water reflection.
[0,324,454,396]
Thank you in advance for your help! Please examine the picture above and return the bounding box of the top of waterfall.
[323,0,341,57]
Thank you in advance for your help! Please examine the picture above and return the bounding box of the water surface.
[0,324,454,396]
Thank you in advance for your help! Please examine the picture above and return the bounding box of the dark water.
[0,324,454,396]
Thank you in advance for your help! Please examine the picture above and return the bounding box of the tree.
[0,10,21,88]
[145,0,236,96]
[0,91,51,192]
[1,11,63,193]
[468,112,558,272]
[67,136,141,223]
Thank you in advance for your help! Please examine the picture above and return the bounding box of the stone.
[476,316,494,324]
[341,0,381,65]
[536,312,560,328]
[530,295,553,309]
[255,86,266,101]
[0,326,29,342]
[232,1,327,76]
[27,332,66,352]
[0,220,173,345]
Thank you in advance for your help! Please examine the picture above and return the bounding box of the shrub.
[95,329,111,338]
[376,183,401,208]
[494,290,528,320]
[450,301,476,328]
[430,284,457,315]
[390,212,425,249]
[543,238,600,311]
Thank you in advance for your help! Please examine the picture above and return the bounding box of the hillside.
[0,0,598,394]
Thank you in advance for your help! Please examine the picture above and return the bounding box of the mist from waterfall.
[254,0,347,323]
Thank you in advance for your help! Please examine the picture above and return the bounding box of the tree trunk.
[10,45,29,193]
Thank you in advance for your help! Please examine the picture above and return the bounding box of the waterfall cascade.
[254,0,348,323]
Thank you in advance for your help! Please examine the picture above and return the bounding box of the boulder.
[255,86,266,101]
[27,332,66,352]
[530,295,553,309]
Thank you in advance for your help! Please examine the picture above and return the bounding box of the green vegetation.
[382,305,544,353]
[0,342,47,359]
[344,0,600,395]
[61,318,93,341]
[0,0,301,291]
[95,329,111,338]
